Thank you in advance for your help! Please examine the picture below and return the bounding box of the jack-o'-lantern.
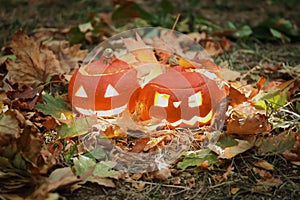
[129,67,225,127]
[68,57,139,117]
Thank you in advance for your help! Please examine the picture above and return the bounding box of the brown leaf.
[46,167,80,192]
[152,167,172,181]
[254,160,274,171]
[221,68,241,82]
[130,137,150,153]
[200,38,223,57]
[282,140,300,161]
[6,31,63,88]
[227,102,271,135]
[228,82,253,107]
[6,86,41,110]
[49,41,88,74]
[219,139,254,159]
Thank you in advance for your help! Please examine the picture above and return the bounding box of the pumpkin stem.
[101,48,115,65]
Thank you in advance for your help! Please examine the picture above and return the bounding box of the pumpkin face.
[68,59,139,117]
[129,67,224,127]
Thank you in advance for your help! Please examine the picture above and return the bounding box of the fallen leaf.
[227,112,271,134]
[177,149,219,170]
[130,137,150,153]
[0,112,20,138]
[46,167,80,192]
[256,131,296,155]
[51,42,88,74]
[187,177,196,188]
[200,38,223,56]
[123,33,158,64]
[73,155,96,177]
[282,140,300,161]
[231,187,240,195]
[219,139,254,159]
[6,86,41,110]
[221,68,241,82]
[131,180,146,191]
[58,116,97,138]
[152,167,171,181]
[254,160,274,171]
[36,92,73,119]
[6,31,63,88]
[93,161,121,179]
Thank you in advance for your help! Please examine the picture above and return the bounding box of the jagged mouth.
[75,104,127,117]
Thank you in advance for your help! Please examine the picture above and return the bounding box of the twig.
[171,14,181,32]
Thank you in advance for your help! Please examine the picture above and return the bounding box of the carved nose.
[173,101,181,108]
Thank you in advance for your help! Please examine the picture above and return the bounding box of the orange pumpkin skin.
[129,67,224,127]
[68,59,139,116]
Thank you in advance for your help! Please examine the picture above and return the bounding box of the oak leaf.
[6,31,63,88]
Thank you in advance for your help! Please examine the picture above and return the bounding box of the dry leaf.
[231,187,240,195]
[130,137,150,153]
[123,33,158,63]
[6,31,63,88]
[227,112,271,134]
[200,38,223,57]
[50,42,88,74]
[226,102,271,134]
[282,140,300,161]
[219,139,254,159]
[152,167,171,181]
[46,167,80,192]
[254,160,274,171]
[221,68,241,82]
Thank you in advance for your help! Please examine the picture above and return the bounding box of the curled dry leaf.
[227,112,271,134]
[6,31,63,88]
[226,102,271,134]
[254,160,274,171]
[50,42,88,75]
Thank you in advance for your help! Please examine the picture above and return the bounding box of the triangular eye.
[104,84,119,97]
[188,91,202,108]
[154,91,170,107]
[173,101,181,108]
[75,85,88,98]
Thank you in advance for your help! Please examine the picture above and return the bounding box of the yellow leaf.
[231,187,240,195]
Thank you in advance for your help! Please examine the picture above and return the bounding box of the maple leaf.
[35,92,72,119]
[47,41,88,75]
[6,31,63,88]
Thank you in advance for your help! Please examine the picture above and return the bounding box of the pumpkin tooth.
[75,104,127,117]
[170,110,213,127]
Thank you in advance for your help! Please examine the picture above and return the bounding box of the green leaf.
[112,1,154,27]
[232,25,253,39]
[253,89,288,110]
[160,0,174,14]
[216,134,238,149]
[296,102,300,114]
[78,22,94,32]
[84,147,106,160]
[64,143,78,165]
[93,161,121,179]
[57,116,97,138]
[256,132,296,155]
[36,93,71,118]
[1,54,16,61]
[270,28,283,39]
[177,149,219,170]
[73,155,96,176]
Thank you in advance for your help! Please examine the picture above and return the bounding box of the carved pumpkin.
[129,67,224,127]
[68,58,139,117]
